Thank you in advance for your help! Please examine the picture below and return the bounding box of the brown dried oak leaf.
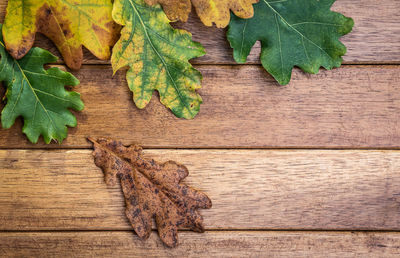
[89,138,212,247]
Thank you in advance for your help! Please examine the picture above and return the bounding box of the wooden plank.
[1,231,400,257]
[0,0,399,64]
[1,149,400,230]
[1,65,400,148]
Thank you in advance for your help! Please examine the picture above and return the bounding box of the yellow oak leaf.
[2,0,120,69]
[145,0,259,28]
[145,0,191,23]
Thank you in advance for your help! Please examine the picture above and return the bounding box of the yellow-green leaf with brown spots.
[2,0,120,70]
[111,0,205,119]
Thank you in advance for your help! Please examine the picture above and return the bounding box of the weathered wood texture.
[0,0,399,255]
[1,149,400,230]
[0,0,399,65]
[1,65,400,149]
[1,231,400,257]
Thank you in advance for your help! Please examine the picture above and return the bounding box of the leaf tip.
[87,137,96,144]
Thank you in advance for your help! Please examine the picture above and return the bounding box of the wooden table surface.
[1,1,400,257]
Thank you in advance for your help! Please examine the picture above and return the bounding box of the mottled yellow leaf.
[111,0,205,119]
[145,0,259,28]
[145,0,191,22]
[2,0,120,69]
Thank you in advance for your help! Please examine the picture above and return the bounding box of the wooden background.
[1,0,400,257]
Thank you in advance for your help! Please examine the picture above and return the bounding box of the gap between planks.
[2,229,400,233]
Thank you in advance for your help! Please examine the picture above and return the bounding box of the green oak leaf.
[227,0,354,85]
[0,24,84,144]
[111,0,206,119]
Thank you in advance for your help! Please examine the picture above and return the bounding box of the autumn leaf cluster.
[0,0,353,143]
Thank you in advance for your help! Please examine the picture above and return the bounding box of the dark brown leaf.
[89,138,212,247]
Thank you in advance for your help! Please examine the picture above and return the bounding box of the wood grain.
[0,0,399,255]
[1,149,400,230]
[1,65,400,149]
[1,231,400,257]
[0,0,399,65]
